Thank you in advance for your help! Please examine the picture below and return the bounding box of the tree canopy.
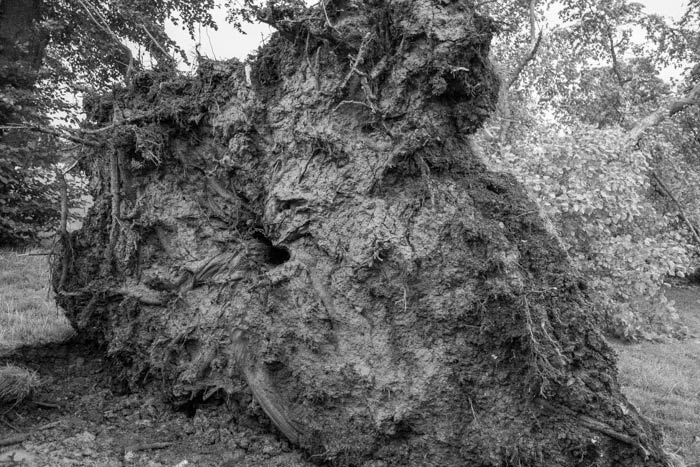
[0,0,218,244]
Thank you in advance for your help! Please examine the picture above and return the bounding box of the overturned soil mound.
[55,1,672,465]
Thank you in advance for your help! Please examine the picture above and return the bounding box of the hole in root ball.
[267,245,291,265]
[253,232,291,265]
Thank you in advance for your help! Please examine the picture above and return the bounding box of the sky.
[642,0,686,18]
[165,18,273,70]
[635,0,688,81]
[165,0,689,69]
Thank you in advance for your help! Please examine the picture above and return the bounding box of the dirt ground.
[0,343,315,467]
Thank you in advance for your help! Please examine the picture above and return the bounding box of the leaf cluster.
[0,133,61,245]
[0,0,225,244]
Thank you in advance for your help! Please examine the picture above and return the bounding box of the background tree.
[476,0,700,339]
[0,0,217,245]
[0,0,58,244]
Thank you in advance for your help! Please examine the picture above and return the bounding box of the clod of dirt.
[0,364,39,405]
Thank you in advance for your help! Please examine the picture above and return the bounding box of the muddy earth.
[0,342,314,467]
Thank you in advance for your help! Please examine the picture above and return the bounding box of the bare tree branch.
[104,150,121,270]
[606,27,625,86]
[0,124,100,147]
[504,29,543,91]
[56,169,70,291]
[0,112,155,149]
[499,0,542,143]
[140,22,173,62]
[62,156,85,174]
[528,0,537,43]
[473,0,498,8]
[78,112,154,134]
[75,0,125,53]
[628,80,700,144]
[74,0,140,72]
[321,0,340,34]
[650,171,700,247]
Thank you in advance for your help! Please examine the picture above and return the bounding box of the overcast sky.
[643,0,686,19]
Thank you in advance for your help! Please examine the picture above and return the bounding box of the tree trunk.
[55,2,671,466]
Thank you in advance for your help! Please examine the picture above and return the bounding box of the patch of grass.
[613,340,700,463]
[613,285,700,464]
[0,249,74,353]
[665,285,700,335]
[0,364,40,404]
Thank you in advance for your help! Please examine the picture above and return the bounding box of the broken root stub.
[55,1,672,466]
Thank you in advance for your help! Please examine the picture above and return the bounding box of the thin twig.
[0,399,21,419]
[321,0,340,34]
[75,0,134,66]
[340,33,372,91]
[37,421,61,430]
[140,23,172,61]
[124,441,174,453]
[499,0,542,144]
[0,433,27,447]
[62,154,87,175]
[78,113,154,134]
[473,0,498,7]
[58,144,80,152]
[56,170,69,291]
[104,150,121,269]
[606,26,626,86]
[651,171,700,247]
[230,330,308,445]
[628,80,700,143]
[578,414,650,458]
[333,100,375,113]
[1,112,153,149]
[0,124,100,147]
[504,29,543,90]
[33,400,62,410]
[0,417,19,432]
[535,399,650,457]
[305,31,320,91]
[468,397,478,423]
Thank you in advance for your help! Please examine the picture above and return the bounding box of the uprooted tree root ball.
[54,1,673,466]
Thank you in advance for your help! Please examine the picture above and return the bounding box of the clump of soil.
[52,1,673,465]
[0,364,39,405]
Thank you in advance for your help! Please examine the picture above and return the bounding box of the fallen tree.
[54,1,674,465]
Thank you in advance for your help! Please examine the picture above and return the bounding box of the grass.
[612,286,700,464]
[0,364,40,404]
[0,248,74,355]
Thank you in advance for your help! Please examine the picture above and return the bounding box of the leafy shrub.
[0,137,62,246]
[477,122,694,339]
